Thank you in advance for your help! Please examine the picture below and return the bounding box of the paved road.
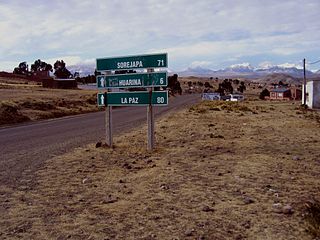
[0,94,200,188]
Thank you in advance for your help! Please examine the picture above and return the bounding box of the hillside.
[253,73,302,85]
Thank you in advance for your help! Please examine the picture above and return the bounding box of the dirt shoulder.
[1,100,320,239]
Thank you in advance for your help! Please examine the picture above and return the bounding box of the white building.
[302,80,320,109]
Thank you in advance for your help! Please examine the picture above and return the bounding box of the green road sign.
[97,72,167,89]
[96,53,167,71]
[97,91,168,106]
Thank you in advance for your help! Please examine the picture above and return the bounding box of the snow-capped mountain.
[68,64,95,77]
[178,63,317,78]
[223,63,254,73]
[178,66,216,76]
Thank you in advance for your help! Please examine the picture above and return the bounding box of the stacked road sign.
[96,53,169,149]
[96,53,168,106]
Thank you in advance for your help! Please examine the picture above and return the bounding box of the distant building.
[31,71,51,82]
[302,79,320,109]
[290,87,302,100]
[269,88,291,100]
[42,78,77,89]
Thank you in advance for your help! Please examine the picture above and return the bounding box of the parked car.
[227,94,244,101]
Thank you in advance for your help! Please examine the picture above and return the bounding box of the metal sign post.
[104,94,113,147]
[147,68,155,150]
[104,71,113,147]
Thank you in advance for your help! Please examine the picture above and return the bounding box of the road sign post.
[103,71,113,147]
[105,92,113,148]
[96,53,168,150]
[147,68,155,150]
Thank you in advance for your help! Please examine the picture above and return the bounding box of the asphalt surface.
[0,94,200,188]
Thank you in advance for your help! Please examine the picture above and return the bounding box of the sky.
[0,0,320,72]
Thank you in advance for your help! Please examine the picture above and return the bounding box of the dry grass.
[0,80,98,125]
[1,99,320,239]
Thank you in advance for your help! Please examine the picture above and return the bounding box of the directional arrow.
[100,77,105,88]
[100,94,105,105]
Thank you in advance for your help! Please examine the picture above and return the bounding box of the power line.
[308,59,320,65]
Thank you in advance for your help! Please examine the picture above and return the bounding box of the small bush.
[305,199,320,238]
[0,103,30,125]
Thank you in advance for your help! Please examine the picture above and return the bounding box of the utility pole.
[303,58,307,106]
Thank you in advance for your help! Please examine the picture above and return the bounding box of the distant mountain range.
[252,73,302,85]
[177,63,318,78]
[67,62,319,78]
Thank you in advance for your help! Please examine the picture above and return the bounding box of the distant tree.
[53,60,72,79]
[259,89,270,100]
[233,79,240,85]
[31,59,53,72]
[73,71,80,78]
[167,74,182,95]
[94,69,101,76]
[204,81,213,88]
[217,79,233,95]
[13,61,29,75]
[237,81,246,93]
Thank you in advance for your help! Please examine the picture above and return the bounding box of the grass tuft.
[305,199,320,238]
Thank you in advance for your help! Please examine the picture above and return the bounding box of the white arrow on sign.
[100,94,105,105]
[100,77,105,88]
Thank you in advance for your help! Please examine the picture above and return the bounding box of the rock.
[292,156,300,161]
[243,196,255,204]
[102,195,118,204]
[123,163,132,170]
[82,178,91,184]
[242,220,251,229]
[272,203,283,213]
[215,135,224,139]
[282,205,294,214]
[185,229,195,236]
[146,159,153,164]
[202,205,214,212]
[95,142,102,148]
[160,184,169,190]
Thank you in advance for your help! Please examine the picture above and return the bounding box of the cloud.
[190,61,214,68]
[0,0,320,71]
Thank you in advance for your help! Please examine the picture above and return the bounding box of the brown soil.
[1,100,319,239]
